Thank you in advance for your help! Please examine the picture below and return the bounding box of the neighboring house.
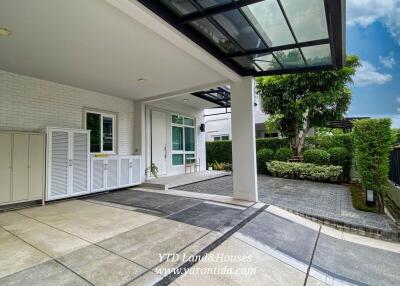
[205,93,278,141]
[0,0,345,203]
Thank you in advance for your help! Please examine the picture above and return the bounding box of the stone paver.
[176,175,396,232]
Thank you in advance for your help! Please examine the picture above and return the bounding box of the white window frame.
[171,113,196,167]
[84,109,117,154]
[213,134,230,141]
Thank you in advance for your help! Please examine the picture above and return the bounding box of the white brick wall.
[0,70,134,155]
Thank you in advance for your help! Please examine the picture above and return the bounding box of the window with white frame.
[85,110,116,154]
[171,114,195,166]
[213,135,229,141]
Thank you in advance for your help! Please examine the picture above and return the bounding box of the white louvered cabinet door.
[131,157,141,185]
[48,130,69,199]
[106,158,119,189]
[71,131,90,195]
[91,158,106,192]
[119,157,131,187]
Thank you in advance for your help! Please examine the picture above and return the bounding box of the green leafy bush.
[305,133,353,153]
[208,161,230,171]
[206,141,232,165]
[353,118,394,212]
[206,137,290,165]
[327,146,351,181]
[267,161,342,182]
[303,149,330,165]
[256,149,274,174]
[274,147,292,162]
[256,137,290,151]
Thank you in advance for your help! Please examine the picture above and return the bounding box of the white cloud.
[347,0,400,45]
[379,55,396,68]
[353,61,392,86]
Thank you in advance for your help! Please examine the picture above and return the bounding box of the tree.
[353,119,394,213]
[256,55,360,156]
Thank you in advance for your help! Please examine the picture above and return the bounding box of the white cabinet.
[91,155,141,193]
[91,157,120,193]
[119,156,141,187]
[46,128,90,201]
[0,131,45,206]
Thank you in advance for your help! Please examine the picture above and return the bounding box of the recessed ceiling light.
[183,99,189,102]
[0,27,12,36]
[137,78,147,83]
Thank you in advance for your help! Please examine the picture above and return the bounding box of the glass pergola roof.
[192,86,231,107]
[139,0,345,76]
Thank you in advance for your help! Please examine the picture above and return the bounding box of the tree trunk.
[292,112,312,156]
[376,191,385,214]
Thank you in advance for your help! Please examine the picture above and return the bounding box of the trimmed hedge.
[267,161,342,183]
[206,141,232,165]
[256,149,274,174]
[305,133,353,153]
[353,119,393,208]
[256,137,291,151]
[303,149,330,165]
[274,147,292,162]
[206,137,290,164]
[328,147,351,181]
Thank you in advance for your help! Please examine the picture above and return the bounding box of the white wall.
[0,70,134,155]
[145,100,206,176]
[204,103,268,141]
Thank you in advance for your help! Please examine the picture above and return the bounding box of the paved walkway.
[176,175,397,232]
[1,189,399,286]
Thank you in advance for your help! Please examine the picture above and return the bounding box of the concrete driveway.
[0,189,399,286]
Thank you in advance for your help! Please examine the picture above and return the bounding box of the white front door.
[151,110,167,176]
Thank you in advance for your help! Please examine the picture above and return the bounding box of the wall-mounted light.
[200,123,205,132]
[0,27,12,36]
[366,189,375,207]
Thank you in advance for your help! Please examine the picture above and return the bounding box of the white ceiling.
[169,94,219,110]
[0,0,230,100]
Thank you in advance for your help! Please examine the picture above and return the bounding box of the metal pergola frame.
[192,87,231,107]
[138,0,345,77]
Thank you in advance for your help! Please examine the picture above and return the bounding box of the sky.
[346,0,400,126]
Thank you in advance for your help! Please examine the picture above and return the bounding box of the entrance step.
[139,171,230,191]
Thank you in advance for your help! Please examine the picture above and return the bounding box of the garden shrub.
[328,146,351,181]
[206,141,232,165]
[207,137,290,164]
[267,161,342,183]
[303,149,330,165]
[305,133,353,153]
[256,137,290,151]
[353,118,394,212]
[256,148,274,174]
[274,147,292,162]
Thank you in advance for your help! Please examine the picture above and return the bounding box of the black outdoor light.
[366,189,376,207]
[200,123,205,132]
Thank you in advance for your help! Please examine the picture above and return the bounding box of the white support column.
[133,100,146,183]
[231,77,258,201]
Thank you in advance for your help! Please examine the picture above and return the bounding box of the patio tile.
[126,271,163,286]
[0,228,50,279]
[155,231,222,276]
[89,189,201,216]
[58,245,146,286]
[167,202,257,232]
[0,212,89,257]
[312,233,400,286]
[175,237,307,286]
[98,218,209,269]
[18,200,159,243]
[0,260,91,286]
[235,211,319,265]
